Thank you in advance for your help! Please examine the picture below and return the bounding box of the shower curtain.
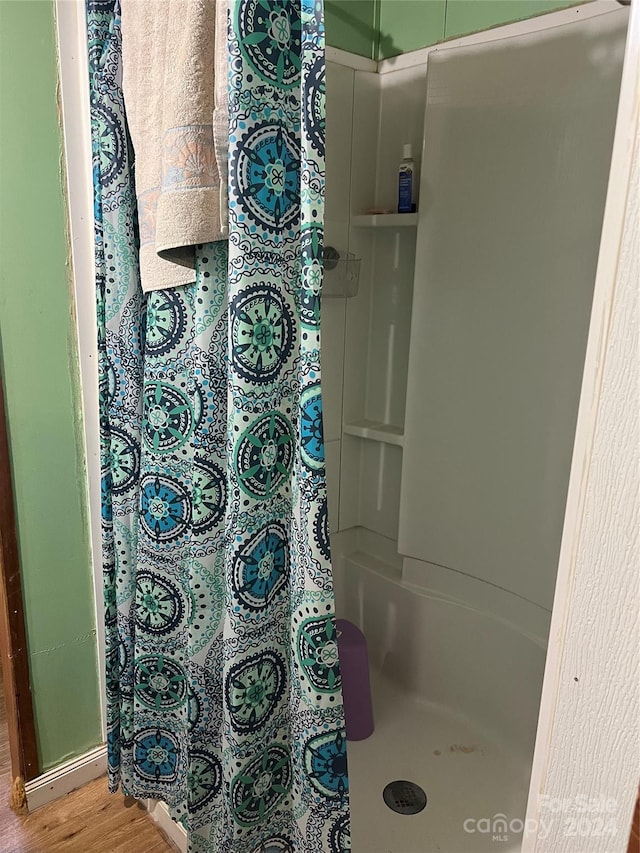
[86,1,350,851]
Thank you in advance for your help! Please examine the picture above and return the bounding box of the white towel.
[121,0,228,293]
[213,0,229,239]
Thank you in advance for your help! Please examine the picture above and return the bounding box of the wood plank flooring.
[0,662,175,852]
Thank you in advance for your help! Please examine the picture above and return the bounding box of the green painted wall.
[378,0,445,58]
[444,0,582,41]
[326,0,379,58]
[325,0,587,59]
[0,1,102,771]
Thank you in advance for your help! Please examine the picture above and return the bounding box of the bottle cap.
[403,143,412,159]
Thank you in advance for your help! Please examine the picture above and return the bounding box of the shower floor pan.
[347,669,529,853]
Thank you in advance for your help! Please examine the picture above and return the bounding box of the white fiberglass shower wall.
[321,3,628,851]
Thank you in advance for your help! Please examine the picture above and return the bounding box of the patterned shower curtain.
[86,1,350,851]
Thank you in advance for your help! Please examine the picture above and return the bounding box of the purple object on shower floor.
[336,618,375,741]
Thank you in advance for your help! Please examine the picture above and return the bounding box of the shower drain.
[382,780,427,815]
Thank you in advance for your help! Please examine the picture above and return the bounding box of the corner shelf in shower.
[342,420,405,448]
[351,213,418,228]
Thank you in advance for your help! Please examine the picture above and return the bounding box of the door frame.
[55,0,106,737]
[522,0,640,848]
[0,370,40,785]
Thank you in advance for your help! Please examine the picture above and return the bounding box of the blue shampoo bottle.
[398,143,414,213]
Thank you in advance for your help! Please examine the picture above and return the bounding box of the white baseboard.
[25,744,108,812]
[146,799,188,852]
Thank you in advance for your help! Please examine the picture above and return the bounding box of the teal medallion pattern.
[234,412,295,501]
[299,384,325,470]
[226,650,286,733]
[296,615,342,698]
[231,744,293,827]
[304,730,349,800]
[87,0,349,849]
[230,284,296,385]
[134,728,181,783]
[232,523,290,614]
[236,0,302,89]
[142,381,195,454]
[134,654,188,712]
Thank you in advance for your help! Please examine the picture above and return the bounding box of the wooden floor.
[0,663,174,853]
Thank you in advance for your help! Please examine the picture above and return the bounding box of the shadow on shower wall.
[326,0,591,61]
[325,0,402,60]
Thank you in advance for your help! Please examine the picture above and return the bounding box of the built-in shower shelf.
[343,420,405,447]
[351,213,418,228]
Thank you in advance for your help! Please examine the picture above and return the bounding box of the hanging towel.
[121,0,228,293]
[213,0,229,239]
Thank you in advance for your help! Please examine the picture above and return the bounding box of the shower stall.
[321,4,628,850]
